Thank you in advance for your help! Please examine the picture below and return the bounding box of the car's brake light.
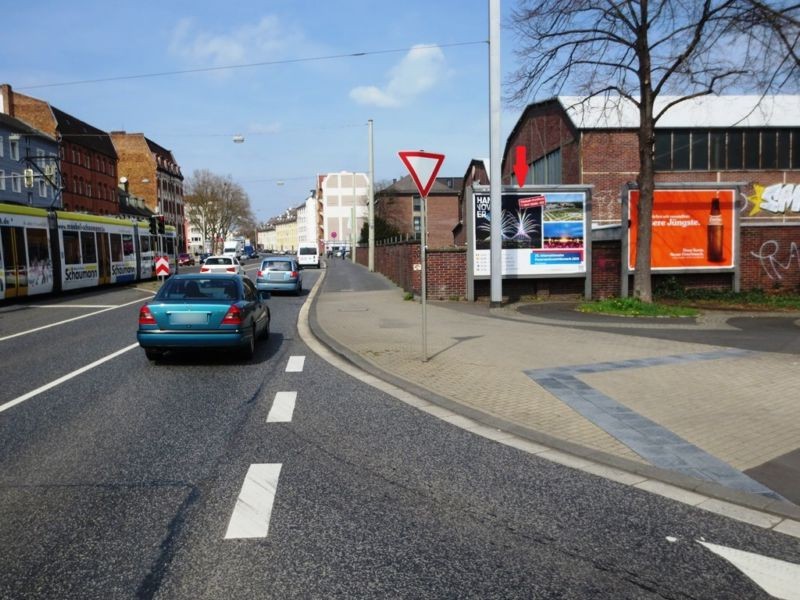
[139,305,157,325]
[226,266,235,273]
[256,270,263,277]
[290,271,299,278]
[200,266,209,272]
[222,304,242,325]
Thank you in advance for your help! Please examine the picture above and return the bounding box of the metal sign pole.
[421,194,428,362]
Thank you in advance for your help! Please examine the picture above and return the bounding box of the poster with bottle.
[628,188,735,270]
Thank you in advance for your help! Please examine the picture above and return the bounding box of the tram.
[0,202,177,300]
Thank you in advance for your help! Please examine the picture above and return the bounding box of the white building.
[296,193,319,248]
[321,171,369,252]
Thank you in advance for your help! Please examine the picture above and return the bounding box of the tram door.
[97,232,111,284]
[0,226,28,298]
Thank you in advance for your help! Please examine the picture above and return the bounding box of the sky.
[1,0,527,221]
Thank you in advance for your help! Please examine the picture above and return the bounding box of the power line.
[18,40,487,90]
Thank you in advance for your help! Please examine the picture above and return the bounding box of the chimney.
[0,84,13,116]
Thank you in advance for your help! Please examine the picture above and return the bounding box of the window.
[11,173,21,193]
[691,131,709,170]
[672,131,690,170]
[744,131,760,169]
[777,130,791,169]
[654,132,671,170]
[10,139,20,160]
[710,132,725,169]
[762,130,777,169]
[63,231,81,264]
[0,135,4,157]
[80,232,97,263]
[727,131,743,169]
[413,195,421,212]
[0,170,5,191]
[110,234,123,262]
[413,215,421,233]
[38,178,47,198]
[122,234,134,258]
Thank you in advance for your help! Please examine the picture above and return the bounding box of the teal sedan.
[137,274,270,361]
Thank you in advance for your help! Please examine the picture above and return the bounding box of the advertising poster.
[473,190,586,276]
[628,189,735,270]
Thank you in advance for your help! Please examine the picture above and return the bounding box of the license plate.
[170,312,208,325]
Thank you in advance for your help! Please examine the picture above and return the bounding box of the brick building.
[1,84,119,215]
[110,132,185,250]
[375,174,463,248]
[498,95,800,225]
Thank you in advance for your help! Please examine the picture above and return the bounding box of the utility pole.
[368,119,375,272]
[489,0,503,306]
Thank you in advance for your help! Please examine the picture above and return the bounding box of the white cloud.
[350,44,448,108]
[168,16,302,69]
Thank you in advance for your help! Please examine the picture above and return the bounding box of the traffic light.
[157,215,165,234]
[149,216,158,235]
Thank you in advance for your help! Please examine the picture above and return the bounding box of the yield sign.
[398,151,445,198]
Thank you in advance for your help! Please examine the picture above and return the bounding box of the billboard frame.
[467,184,593,300]
[621,182,744,297]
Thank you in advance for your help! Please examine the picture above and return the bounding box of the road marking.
[29,304,117,309]
[267,391,297,423]
[224,464,282,539]
[0,343,140,414]
[0,296,152,343]
[286,355,305,372]
[698,541,800,600]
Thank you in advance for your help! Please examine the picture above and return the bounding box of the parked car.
[178,252,195,266]
[137,274,270,361]
[200,255,245,276]
[256,257,302,295]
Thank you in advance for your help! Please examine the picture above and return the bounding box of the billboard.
[628,188,736,270]
[473,189,587,277]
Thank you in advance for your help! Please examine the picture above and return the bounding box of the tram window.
[122,234,134,258]
[110,234,123,262]
[140,235,151,253]
[26,229,49,263]
[63,231,81,264]
[165,238,175,256]
[81,232,97,263]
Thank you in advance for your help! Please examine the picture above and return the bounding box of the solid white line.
[286,355,305,372]
[0,296,152,343]
[224,464,282,539]
[29,304,117,309]
[267,391,297,423]
[0,343,140,414]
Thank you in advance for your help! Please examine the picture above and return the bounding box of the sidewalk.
[308,262,800,526]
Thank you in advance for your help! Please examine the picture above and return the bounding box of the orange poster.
[628,189,735,270]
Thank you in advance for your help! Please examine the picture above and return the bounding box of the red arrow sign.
[155,256,170,276]
[513,145,528,188]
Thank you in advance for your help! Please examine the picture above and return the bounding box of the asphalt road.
[0,267,798,598]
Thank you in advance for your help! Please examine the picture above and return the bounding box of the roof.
[51,106,117,157]
[557,95,800,129]
[0,113,57,141]
[377,174,463,196]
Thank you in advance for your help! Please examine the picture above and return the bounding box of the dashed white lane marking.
[0,343,140,414]
[698,540,800,600]
[286,355,305,372]
[224,464,282,539]
[0,296,151,342]
[30,304,117,309]
[267,392,297,423]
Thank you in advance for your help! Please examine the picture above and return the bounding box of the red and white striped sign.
[155,256,170,276]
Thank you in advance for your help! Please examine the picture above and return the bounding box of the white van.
[297,242,320,268]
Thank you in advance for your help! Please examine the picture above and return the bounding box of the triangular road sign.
[398,151,445,198]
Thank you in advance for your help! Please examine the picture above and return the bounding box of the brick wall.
[356,223,800,301]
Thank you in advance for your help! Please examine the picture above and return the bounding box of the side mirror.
[259,290,271,301]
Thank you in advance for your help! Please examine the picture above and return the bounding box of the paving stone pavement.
[309,262,800,520]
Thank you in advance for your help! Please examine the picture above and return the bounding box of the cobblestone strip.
[525,349,784,501]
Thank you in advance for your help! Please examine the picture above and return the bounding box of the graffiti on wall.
[750,240,800,280]
[747,183,800,217]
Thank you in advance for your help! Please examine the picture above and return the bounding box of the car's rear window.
[299,247,317,255]
[158,278,240,301]
[262,260,293,271]
[205,257,231,265]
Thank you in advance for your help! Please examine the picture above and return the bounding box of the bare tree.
[508,0,799,302]
[185,169,254,254]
